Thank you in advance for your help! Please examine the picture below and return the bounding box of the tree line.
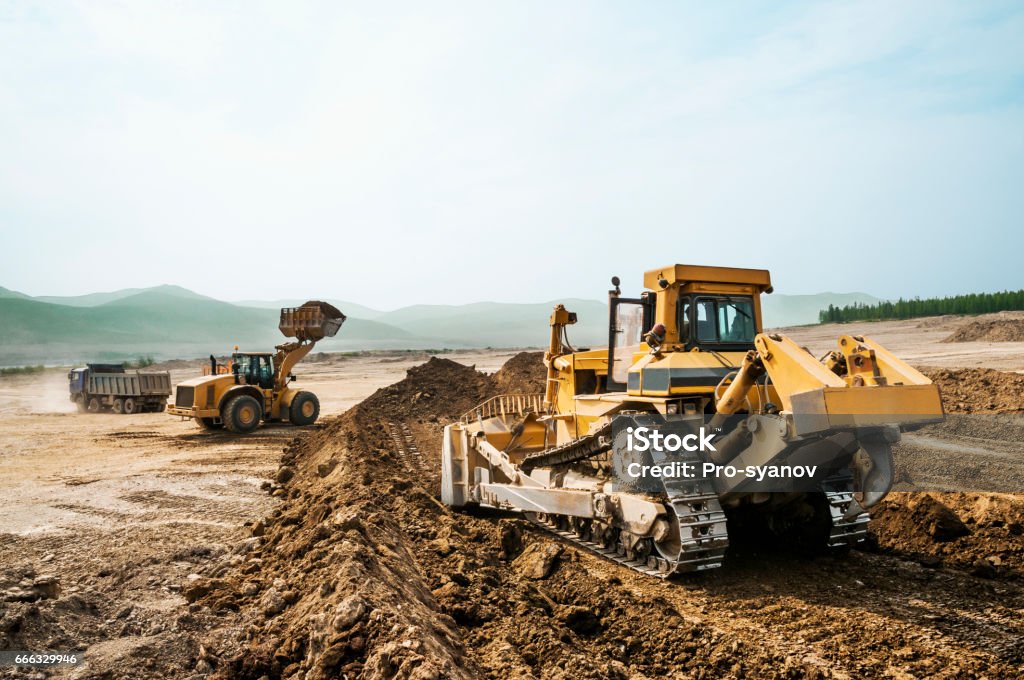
[819,290,1024,323]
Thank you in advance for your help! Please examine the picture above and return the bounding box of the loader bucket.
[279,301,346,341]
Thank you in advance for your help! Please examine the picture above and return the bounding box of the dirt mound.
[920,367,1024,413]
[357,356,496,424]
[944,319,1024,342]
[870,493,1024,577]
[491,351,546,395]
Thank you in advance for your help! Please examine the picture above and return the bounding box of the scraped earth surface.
[1,320,1023,678]
[943,317,1024,343]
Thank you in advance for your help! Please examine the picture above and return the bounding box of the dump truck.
[441,264,945,576]
[69,364,172,414]
[167,301,345,433]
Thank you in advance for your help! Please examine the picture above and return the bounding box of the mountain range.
[0,285,880,366]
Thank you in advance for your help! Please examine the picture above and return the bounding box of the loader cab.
[232,352,275,390]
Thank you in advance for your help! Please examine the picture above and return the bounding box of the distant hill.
[0,284,890,365]
[0,286,31,300]
[33,284,213,307]
[762,292,882,328]
[0,290,415,366]
[374,298,609,348]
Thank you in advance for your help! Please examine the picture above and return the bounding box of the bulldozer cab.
[605,266,770,392]
[232,353,275,390]
[641,265,771,348]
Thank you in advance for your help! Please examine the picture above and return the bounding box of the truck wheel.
[289,392,320,426]
[197,417,223,430]
[157,402,167,413]
[123,398,137,414]
[74,396,87,413]
[87,397,101,413]
[112,398,124,414]
[224,395,262,433]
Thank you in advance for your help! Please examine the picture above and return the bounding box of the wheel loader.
[167,301,345,433]
[441,265,945,576]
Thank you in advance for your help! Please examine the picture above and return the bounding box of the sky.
[1,0,1022,309]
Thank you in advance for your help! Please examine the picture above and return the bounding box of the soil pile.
[943,319,1024,343]
[870,493,1024,577]
[920,367,1024,413]
[492,351,547,394]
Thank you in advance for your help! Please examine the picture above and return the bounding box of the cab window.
[696,300,716,342]
[679,296,756,345]
[233,354,275,389]
[718,299,755,342]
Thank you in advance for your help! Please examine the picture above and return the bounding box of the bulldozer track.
[519,422,613,471]
[528,477,875,578]
[526,513,671,578]
[526,446,730,577]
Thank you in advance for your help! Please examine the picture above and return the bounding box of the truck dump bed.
[87,372,172,397]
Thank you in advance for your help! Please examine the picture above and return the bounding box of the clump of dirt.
[943,318,1024,343]
[870,493,1024,577]
[919,367,1024,413]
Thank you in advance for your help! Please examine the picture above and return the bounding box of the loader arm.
[273,340,317,392]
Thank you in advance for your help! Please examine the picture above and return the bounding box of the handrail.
[460,393,545,424]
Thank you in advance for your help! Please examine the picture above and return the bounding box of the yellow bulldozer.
[168,301,345,433]
[441,265,944,576]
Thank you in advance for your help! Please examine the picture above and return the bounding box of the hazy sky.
[1,1,1022,309]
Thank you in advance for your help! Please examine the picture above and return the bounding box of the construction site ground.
[0,315,1022,679]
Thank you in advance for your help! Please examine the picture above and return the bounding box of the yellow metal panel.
[757,334,846,411]
[644,264,772,292]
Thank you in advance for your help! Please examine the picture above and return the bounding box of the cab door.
[606,297,653,392]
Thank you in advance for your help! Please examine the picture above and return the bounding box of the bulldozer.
[167,301,345,433]
[441,265,945,576]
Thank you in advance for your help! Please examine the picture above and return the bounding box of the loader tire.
[224,395,262,434]
[289,391,319,426]
[197,417,223,430]
[87,397,101,413]
[112,398,124,414]
[123,398,137,414]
